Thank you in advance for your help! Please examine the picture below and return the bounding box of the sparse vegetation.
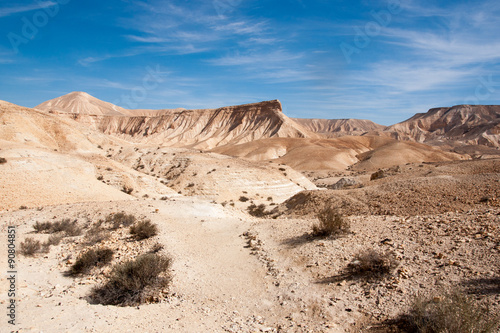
[70,248,114,275]
[106,212,136,229]
[347,249,399,277]
[84,226,111,245]
[33,219,81,236]
[20,237,42,256]
[402,290,500,333]
[370,169,385,180]
[312,207,349,237]
[121,186,134,194]
[247,204,270,217]
[90,253,172,306]
[149,243,164,253]
[44,234,63,247]
[130,220,158,240]
[0,157,6,164]
[239,196,249,202]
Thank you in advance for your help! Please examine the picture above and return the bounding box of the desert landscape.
[1,92,499,332]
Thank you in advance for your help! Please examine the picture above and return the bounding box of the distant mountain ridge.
[293,118,386,137]
[34,92,500,149]
[35,92,318,149]
[385,105,500,148]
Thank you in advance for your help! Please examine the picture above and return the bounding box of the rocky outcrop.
[385,105,500,147]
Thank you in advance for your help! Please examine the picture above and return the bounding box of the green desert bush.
[20,237,42,256]
[70,248,114,275]
[312,207,349,237]
[90,253,172,306]
[130,220,158,240]
[404,290,499,333]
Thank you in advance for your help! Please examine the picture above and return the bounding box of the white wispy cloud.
[209,50,303,66]
[125,35,171,43]
[0,1,57,17]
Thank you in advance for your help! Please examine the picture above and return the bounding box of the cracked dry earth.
[1,198,499,332]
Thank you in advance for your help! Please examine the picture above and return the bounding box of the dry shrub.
[404,290,500,333]
[121,186,133,194]
[33,219,81,236]
[312,207,349,237]
[247,204,269,217]
[46,234,63,246]
[130,220,158,240]
[33,221,52,233]
[84,223,111,245]
[239,196,249,202]
[148,243,164,253]
[0,157,6,164]
[370,169,385,180]
[20,237,42,256]
[90,253,172,306]
[348,249,399,277]
[106,212,136,229]
[70,248,114,275]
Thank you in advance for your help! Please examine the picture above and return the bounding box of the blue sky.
[0,0,499,125]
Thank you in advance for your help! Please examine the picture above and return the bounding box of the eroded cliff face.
[386,105,500,147]
[293,118,386,137]
[37,94,318,149]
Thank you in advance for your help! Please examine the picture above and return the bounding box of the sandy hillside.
[0,101,315,211]
[36,93,319,149]
[212,136,465,171]
[1,96,499,332]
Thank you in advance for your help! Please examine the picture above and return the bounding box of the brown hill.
[293,118,386,137]
[212,135,464,171]
[36,92,319,149]
[385,105,500,148]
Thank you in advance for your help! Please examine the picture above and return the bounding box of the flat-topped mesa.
[35,93,316,149]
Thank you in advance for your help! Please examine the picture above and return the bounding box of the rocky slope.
[36,93,318,149]
[293,118,386,137]
[385,105,500,148]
